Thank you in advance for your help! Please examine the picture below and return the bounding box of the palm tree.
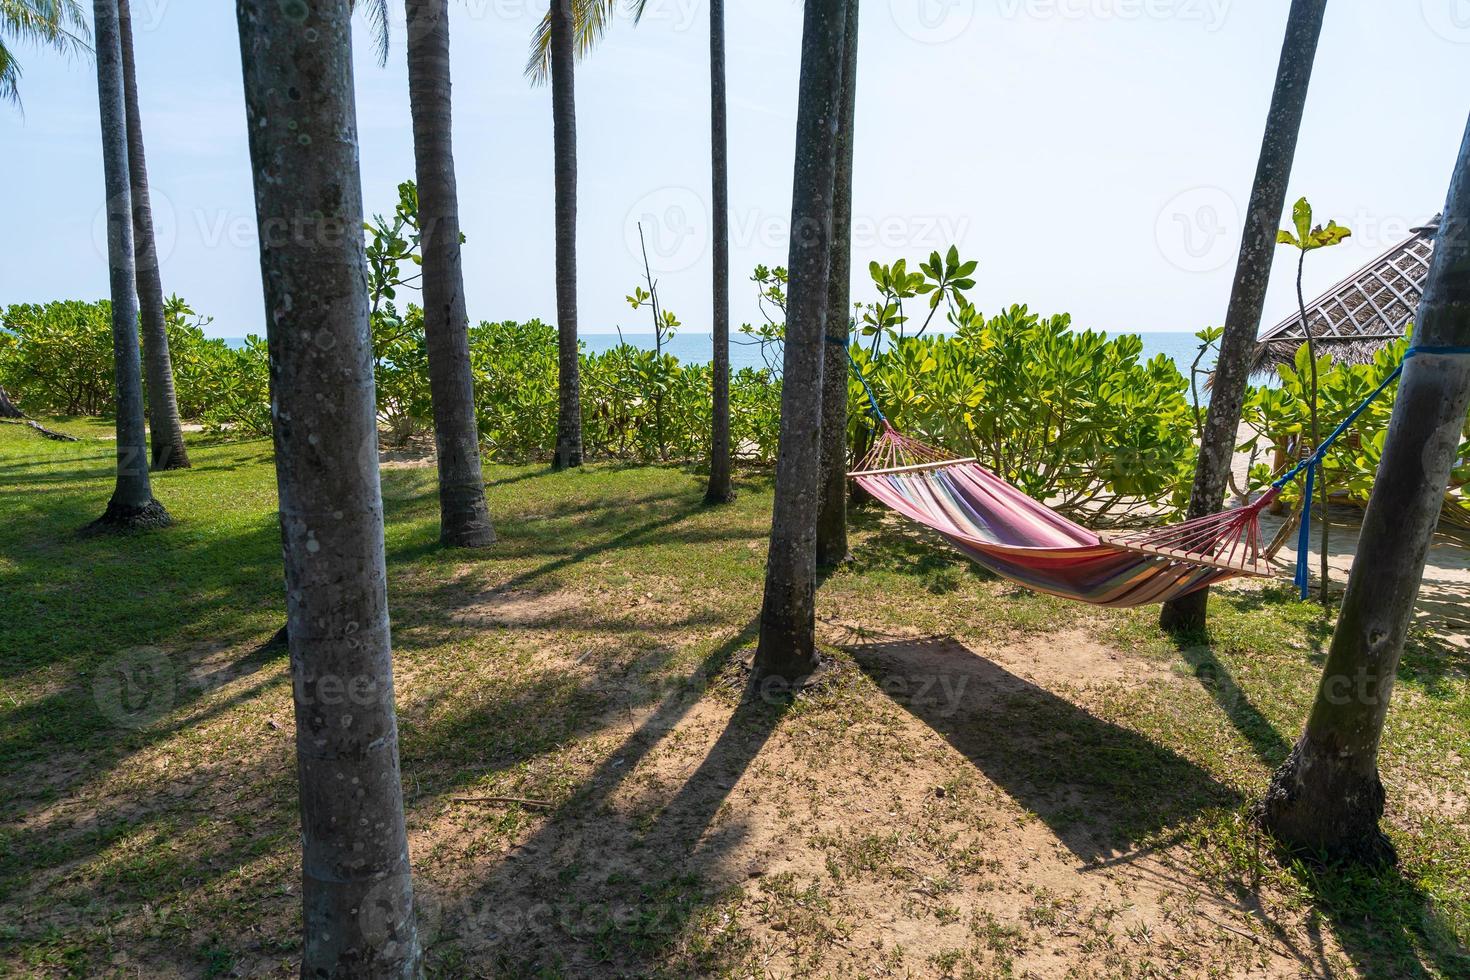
[755,0,848,682]
[1,0,88,106]
[528,0,584,467]
[1159,0,1328,633]
[528,1,734,491]
[815,0,859,565]
[116,0,189,470]
[1258,116,1470,862]
[526,0,651,469]
[404,0,495,546]
[348,0,496,547]
[87,0,168,532]
[547,0,581,468]
[235,1,420,970]
[704,0,734,504]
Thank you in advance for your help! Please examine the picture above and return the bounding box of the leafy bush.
[195,334,273,437]
[466,318,781,465]
[372,303,432,445]
[0,298,246,423]
[0,300,115,415]
[0,234,1205,522]
[469,318,560,459]
[159,297,264,425]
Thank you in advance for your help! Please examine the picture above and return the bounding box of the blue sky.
[2,1,1468,338]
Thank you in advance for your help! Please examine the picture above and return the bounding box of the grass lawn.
[1,418,1467,978]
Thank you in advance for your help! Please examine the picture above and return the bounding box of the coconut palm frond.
[351,0,390,68]
[524,0,649,85]
[524,6,552,84]
[0,38,17,105]
[0,0,91,54]
[0,0,92,107]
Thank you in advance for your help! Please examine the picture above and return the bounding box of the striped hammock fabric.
[851,425,1277,608]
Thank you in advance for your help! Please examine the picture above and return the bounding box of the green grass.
[0,418,1466,977]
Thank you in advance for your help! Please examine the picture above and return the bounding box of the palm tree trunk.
[816,0,859,568]
[236,2,420,971]
[1257,117,1470,862]
[1160,0,1327,633]
[406,0,495,548]
[704,0,734,505]
[87,0,168,533]
[0,386,22,419]
[549,0,582,469]
[754,0,848,682]
[117,0,189,471]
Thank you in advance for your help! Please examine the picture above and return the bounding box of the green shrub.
[0,297,258,428]
[195,334,272,438]
[469,318,560,459]
[465,318,782,466]
[372,303,433,446]
[0,300,115,415]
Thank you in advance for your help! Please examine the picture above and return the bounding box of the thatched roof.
[1251,214,1440,376]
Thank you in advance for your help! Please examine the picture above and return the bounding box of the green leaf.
[1308,219,1351,249]
[1292,197,1313,245]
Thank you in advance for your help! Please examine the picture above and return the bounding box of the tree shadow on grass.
[847,633,1470,976]
[1168,632,1294,769]
[846,633,1240,863]
[1277,849,1470,979]
[424,617,775,975]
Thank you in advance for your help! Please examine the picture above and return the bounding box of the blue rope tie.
[837,338,888,426]
[1275,343,1470,598]
[1271,362,1404,491]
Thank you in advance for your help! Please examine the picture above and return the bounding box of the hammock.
[845,344,1469,607]
[851,424,1278,607]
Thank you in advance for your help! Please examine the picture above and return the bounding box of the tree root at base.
[1253,743,1398,866]
[81,497,173,535]
[0,418,79,442]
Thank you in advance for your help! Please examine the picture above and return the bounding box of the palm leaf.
[350,0,390,68]
[524,0,649,85]
[0,0,91,106]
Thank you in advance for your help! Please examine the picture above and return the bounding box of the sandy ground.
[1227,422,1470,646]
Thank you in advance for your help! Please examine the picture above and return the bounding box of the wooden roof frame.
[1258,214,1439,346]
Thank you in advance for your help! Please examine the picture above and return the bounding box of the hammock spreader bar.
[845,343,1470,606]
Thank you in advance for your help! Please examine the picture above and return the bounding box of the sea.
[222,331,1211,379]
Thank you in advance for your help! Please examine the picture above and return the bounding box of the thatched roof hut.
[1251,214,1440,376]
